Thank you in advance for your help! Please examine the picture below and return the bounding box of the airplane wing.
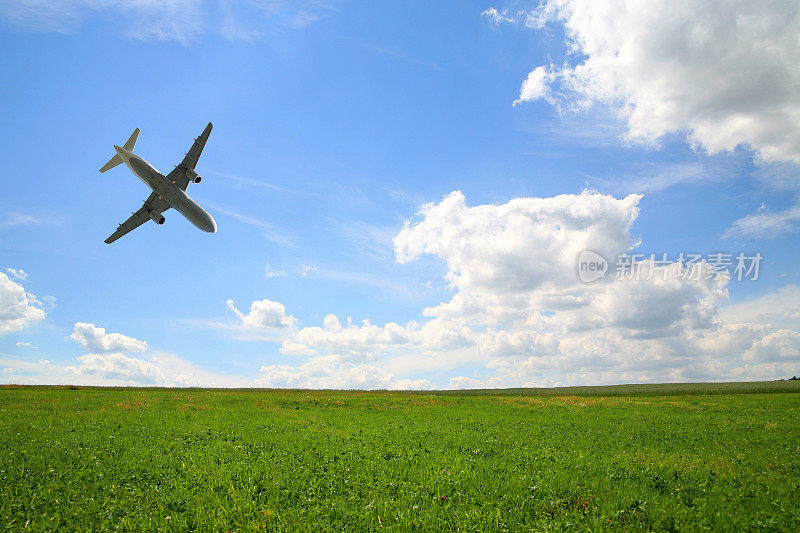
[166,122,213,191]
[104,192,171,244]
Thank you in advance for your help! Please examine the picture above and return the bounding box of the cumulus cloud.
[282,314,412,361]
[226,298,297,328]
[391,189,726,338]
[68,322,148,353]
[282,315,476,366]
[500,0,800,164]
[394,191,728,338]
[0,272,45,334]
[396,190,641,294]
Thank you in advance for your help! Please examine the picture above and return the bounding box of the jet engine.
[187,169,201,184]
[149,211,165,225]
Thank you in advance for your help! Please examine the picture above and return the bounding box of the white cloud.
[209,204,294,247]
[481,7,515,26]
[514,66,553,106]
[3,318,252,387]
[15,341,31,347]
[394,190,642,307]
[299,264,319,277]
[503,0,800,164]
[481,7,546,29]
[264,264,286,278]
[743,330,800,363]
[0,272,45,334]
[219,0,331,41]
[335,219,397,261]
[226,298,297,328]
[0,214,40,229]
[0,0,205,43]
[719,284,800,330]
[68,322,148,353]
[723,202,800,239]
[258,354,431,390]
[0,351,254,388]
[73,352,164,383]
[394,190,728,340]
[0,358,50,377]
[5,268,27,281]
[283,314,413,361]
[595,160,742,195]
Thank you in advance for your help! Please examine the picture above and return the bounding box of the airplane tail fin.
[99,128,139,173]
[123,128,139,151]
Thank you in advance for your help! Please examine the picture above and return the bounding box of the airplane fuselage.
[115,146,216,233]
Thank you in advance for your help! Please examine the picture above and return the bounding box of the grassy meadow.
[1,382,799,531]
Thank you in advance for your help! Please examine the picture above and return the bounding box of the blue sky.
[1,0,799,388]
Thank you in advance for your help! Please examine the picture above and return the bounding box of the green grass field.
[2,382,799,531]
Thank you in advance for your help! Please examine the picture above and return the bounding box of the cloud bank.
[229,190,800,389]
[496,0,800,164]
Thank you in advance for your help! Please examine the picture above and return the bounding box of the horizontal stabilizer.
[99,154,123,173]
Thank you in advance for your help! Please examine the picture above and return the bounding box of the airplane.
[99,123,217,244]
